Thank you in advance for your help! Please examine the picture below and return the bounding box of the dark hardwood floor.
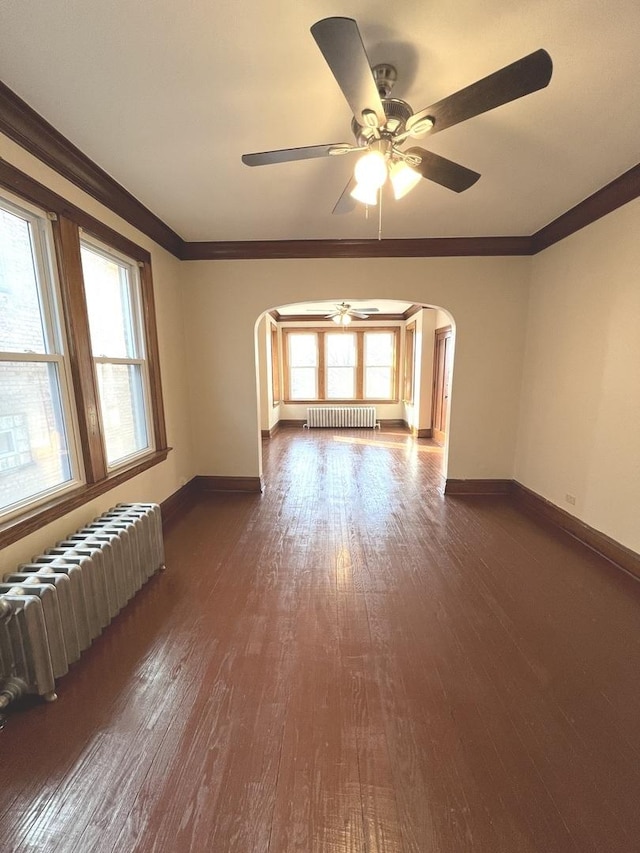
[1,426,640,852]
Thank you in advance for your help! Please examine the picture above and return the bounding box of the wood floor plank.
[1,426,640,852]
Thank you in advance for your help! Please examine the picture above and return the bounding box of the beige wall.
[0,133,194,572]
[418,308,438,432]
[183,256,530,482]
[515,197,640,552]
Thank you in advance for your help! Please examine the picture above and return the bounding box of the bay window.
[284,328,399,402]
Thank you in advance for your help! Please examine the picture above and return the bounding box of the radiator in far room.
[304,406,380,429]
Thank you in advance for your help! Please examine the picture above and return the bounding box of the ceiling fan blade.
[325,312,340,319]
[406,49,553,137]
[350,312,369,319]
[406,148,480,193]
[311,17,386,128]
[359,307,380,312]
[332,176,358,215]
[242,143,354,166]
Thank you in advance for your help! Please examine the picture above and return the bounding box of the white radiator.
[304,406,380,429]
[0,502,165,710]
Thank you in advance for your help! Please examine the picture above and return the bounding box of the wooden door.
[432,325,453,445]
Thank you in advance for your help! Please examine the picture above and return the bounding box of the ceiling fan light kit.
[332,313,352,325]
[350,181,379,206]
[242,16,553,220]
[389,160,423,200]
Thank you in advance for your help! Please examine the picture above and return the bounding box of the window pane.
[365,366,392,399]
[289,334,317,367]
[0,362,73,512]
[327,367,355,399]
[290,367,316,399]
[327,333,356,366]
[81,246,137,358]
[96,363,149,465]
[365,332,394,366]
[0,207,47,353]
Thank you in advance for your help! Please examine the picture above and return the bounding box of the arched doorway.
[254,299,455,486]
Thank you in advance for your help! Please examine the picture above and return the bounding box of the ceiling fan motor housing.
[352,97,414,145]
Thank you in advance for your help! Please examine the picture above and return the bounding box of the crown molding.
[402,304,422,320]
[531,163,640,252]
[0,158,151,264]
[0,81,184,258]
[180,236,533,260]
[0,79,638,261]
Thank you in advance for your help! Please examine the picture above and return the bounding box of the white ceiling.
[0,0,638,242]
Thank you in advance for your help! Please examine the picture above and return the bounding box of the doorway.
[432,325,453,446]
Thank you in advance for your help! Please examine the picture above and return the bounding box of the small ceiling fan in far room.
[305,302,380,325]
[241,17,553,215]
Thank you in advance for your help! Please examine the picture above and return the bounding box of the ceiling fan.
[306,302,380,324]
[242,17,553,214]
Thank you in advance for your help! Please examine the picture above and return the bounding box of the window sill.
[0,447,171,550]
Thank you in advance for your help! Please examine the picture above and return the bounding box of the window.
[80,239,152,468]
[0,195,81,519]
[283,328,399,402]
[288,332,318,400]
[326,332,356,399]
[364,331,396,399]
[0,166,168,546]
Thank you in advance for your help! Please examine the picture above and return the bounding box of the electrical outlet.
[565,493,576,506]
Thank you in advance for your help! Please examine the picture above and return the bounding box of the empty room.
[0,1,639,851]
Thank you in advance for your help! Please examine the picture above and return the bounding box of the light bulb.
[350,182,378,206]
[389,161,422,200]
[354,150,388,190]
[332,313,352,325]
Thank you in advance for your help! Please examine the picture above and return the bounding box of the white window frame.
[80,234,155,471]
[325,330,357,400]
[0,190,84,522]
[287,330,319,401]
[363,330,397,400]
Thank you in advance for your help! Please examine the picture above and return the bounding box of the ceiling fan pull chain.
[378,187,383,241]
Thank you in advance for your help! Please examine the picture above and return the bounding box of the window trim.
[0,162,169,549]
[270,325,281,406]
[403,322,416,404]
[282,327,400,403]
